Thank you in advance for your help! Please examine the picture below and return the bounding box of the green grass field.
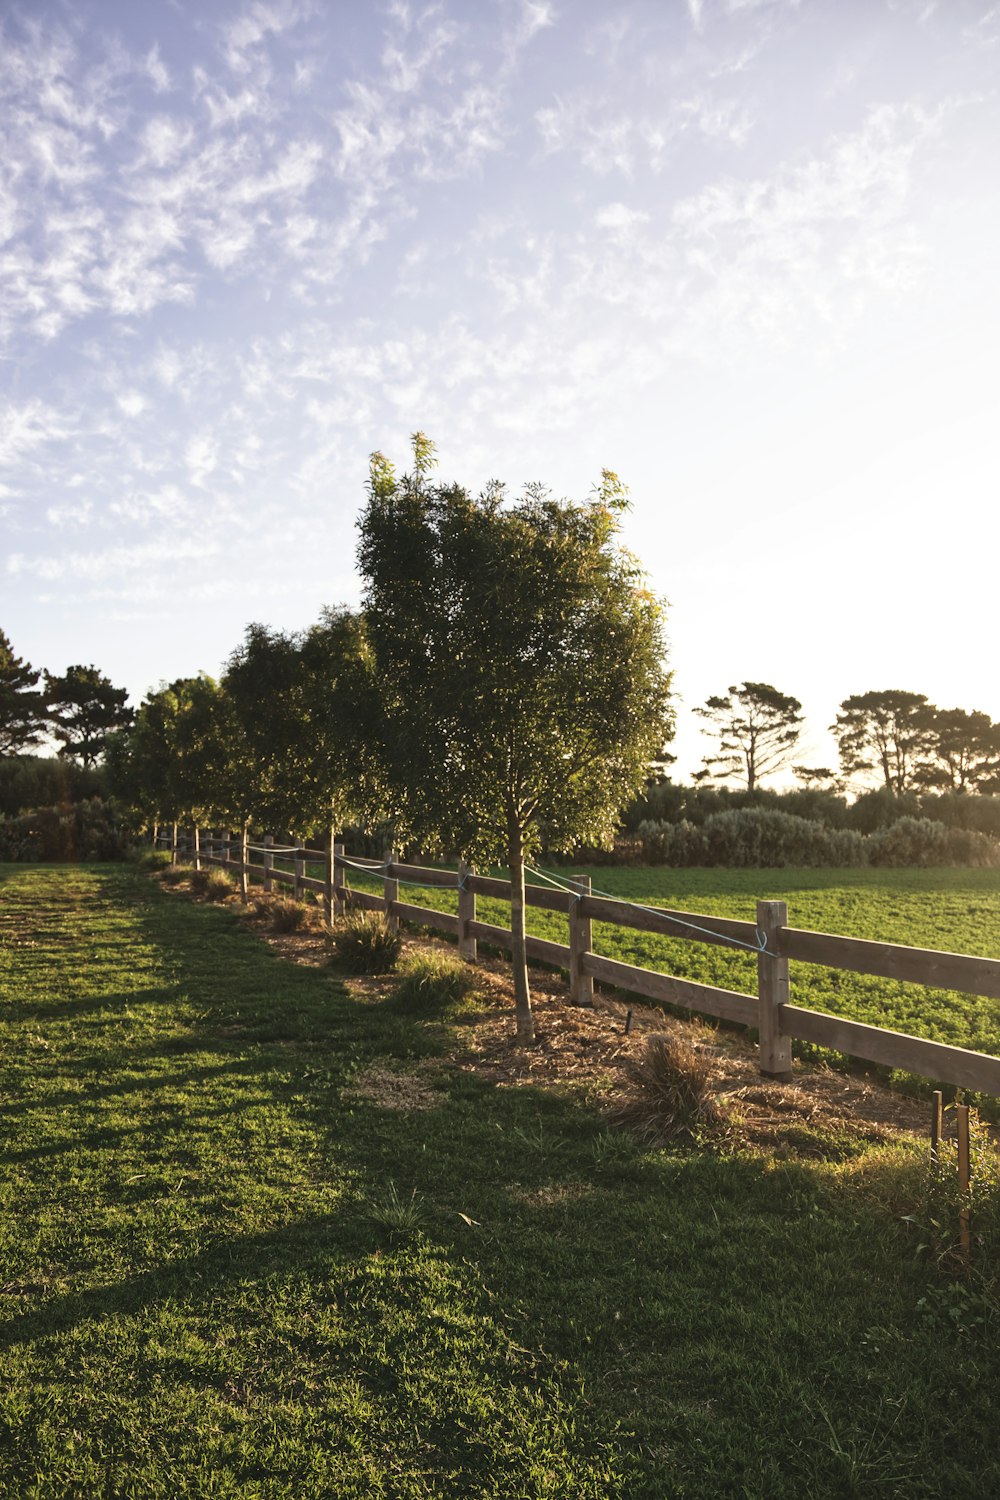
[1,861,999,1497]
[332,862,1000,1063]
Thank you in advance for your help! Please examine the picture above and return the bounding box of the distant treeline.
[585,782,1000,868]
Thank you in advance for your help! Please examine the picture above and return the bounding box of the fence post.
[457,858,477,962]
[333,842,345,917]
[222,828,231,872]
[170,822,178,866]
[757,899,792,1078]
[263,834,274,894]
[384,847,399,933]
[193,825,201,873]
[324,831,335,928]
[568,875,594,1006]
[294,839,305,901]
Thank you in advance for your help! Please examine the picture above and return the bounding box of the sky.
[2,0,998,782]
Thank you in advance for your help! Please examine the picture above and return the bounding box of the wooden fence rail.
[159,827,1000,1097]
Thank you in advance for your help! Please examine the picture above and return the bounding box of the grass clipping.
[613,1032,728,1144]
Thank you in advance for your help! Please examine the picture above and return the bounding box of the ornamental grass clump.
[393,951,477,1015]
[256,894,309,932]
[189,867,234,901]
[615,1032,726,1143]
[331,911,402,973]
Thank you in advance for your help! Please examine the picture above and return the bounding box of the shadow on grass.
[2,865,998,1498]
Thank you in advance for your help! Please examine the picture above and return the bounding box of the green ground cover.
[333,862,1000,1063]
[1,862,998,1496]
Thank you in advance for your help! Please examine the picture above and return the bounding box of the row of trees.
[6,637,993,807]
[110,439,673,1041]
[693,683,1000,796]
[0,632,133,768]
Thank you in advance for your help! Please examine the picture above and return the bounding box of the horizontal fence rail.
[157,826,1000,1097]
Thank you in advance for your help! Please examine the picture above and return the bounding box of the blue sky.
[2,0,998,781]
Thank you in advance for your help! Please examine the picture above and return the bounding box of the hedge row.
[627,810,1000,868]
[0,798,129,862]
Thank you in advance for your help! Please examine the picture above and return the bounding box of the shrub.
[866,817,1000,869]
[393,951,477,1014]
[266,895,310,932]
[613,1033,726,1142]
[636,809,865,868]
[197,868,235,902]
[136,849,171,871]
[331,911,402,973]
[0,797,128,862]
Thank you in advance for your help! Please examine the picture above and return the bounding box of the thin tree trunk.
[508,819,534,1044]
[240,820,249,902]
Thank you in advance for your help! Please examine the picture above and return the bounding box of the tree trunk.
[240,821,249,902]
[507,820,534,1044]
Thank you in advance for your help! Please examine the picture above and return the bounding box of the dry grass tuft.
[613,1032,727,1143]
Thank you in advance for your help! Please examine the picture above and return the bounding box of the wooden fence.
[160,827,1000,1097]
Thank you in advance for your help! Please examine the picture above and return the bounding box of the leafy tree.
[44,663,133,768]
[916,707,1000,794]
[224,608,381,838]
[831,690,935,794]
[694,682,804,791]
[358,435,673,1042]
[109,676,242,831]
[0,630,47,756]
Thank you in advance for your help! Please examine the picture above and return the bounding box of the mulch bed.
[164,871,931,1152]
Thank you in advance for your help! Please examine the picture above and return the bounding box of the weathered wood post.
[193,825,201,873]
[324,831,335,928]
[333,842,345,917]
[384,847,399,934]
[263,834,274,894]
[294,839,305,901]
[931,1090,944,1165]
[756,899,792,1078]
[457,858,477,962]
[222,828,231,873]
[568,875,594,1006]
[170,822,178,866]
[240,825,249,902]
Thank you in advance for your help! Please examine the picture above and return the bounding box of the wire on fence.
[526,864,775,959]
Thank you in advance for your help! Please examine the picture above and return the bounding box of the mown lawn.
[333,862,1000,1062]
[1,862,998,1497]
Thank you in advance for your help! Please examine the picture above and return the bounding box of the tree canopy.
[831,690,934,794]
[44,663,133,768]
[916,707,1000,794]
[0,630,47,757]
[694,681,803,791]
[223,608,382,837]
[357,435,673,1040]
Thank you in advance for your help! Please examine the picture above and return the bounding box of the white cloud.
[185,434,218,485]
[144,46,171,94]
[595,201,650,232]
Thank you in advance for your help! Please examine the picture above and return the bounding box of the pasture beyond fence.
[158,827,1000,1097]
